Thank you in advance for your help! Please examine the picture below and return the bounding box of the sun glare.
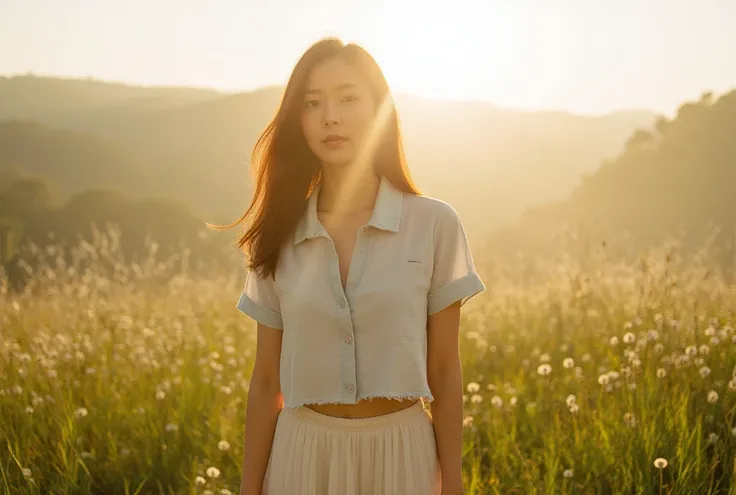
[367,2,518,102]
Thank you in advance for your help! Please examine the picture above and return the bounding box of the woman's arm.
[427,300,465,495]
[239,323,284,495]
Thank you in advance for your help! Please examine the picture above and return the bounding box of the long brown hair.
[210,37,419,279]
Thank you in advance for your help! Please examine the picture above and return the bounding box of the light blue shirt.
[237,176,485,408]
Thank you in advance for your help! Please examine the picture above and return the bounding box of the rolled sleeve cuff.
[236,293,283,330]
[427,273,486,315]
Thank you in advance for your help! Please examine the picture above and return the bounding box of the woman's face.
[300,56,377,169]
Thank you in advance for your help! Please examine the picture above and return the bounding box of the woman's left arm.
[427,300,465,495]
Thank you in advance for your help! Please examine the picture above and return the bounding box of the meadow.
[2,227,735,495]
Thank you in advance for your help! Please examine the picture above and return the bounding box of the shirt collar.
[293,175,403,245]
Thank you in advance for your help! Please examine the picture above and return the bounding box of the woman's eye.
[342,95,359,103]
[304,100,320,108]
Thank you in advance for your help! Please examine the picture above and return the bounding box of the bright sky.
[1,0,734,115]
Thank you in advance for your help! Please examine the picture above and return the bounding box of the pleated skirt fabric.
[261,400,441,495]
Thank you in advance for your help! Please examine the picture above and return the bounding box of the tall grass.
[1,227,735,494]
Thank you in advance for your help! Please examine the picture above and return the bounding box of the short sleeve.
[236,267,284,330]
[427,204,486,315]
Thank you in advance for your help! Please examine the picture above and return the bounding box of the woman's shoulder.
[402,191,461,222]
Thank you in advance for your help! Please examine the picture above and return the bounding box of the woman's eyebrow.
[304,83,358,96]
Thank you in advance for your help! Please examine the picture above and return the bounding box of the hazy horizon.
[1,0,735,116]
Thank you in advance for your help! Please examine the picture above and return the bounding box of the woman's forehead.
[305,58,365,93]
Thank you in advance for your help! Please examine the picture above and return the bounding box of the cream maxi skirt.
[261,400,442,495]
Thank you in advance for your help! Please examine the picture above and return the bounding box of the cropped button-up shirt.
[236,176,485,408]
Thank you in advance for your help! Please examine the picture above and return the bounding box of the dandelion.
[707,390,719,404]
[609,336,619,346]
[569,403,580,413]
[581,353,591,362]
[165,423,178,432]
[220,490,233,495]
[218,440,231,451]
[470,394,483,404]
[563,358,575,369]
[25,406,34,414]
[657,368,667,378]
[466,382,480,393]
[623,332,636,344]
[699,345,710,355]
[729,380,736,392]
[537,364,552,376]
[156,390,166,400]
[563,469,574,478]
[699,366,711,378]
[708,432,718,444]
[74,407,88,419]
[566,395,576,407]
[539,353,551,363]
[653,458,668,469]
[685,345,697,356]
[490,395,503,409]
[462,416,474,428]
[654,343,664,353]
[206,466,221,478]
[194,476,207,486]
[509,397,517,407]
[597,374,610,386]
[705,326,716,337]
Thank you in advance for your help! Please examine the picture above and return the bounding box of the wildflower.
[25,406,34,414]
[654,343,664,353]
[685,345,697,357]
[597,374,610,386]
[653,458,668,469]
[623,332,636,344]
[699,345,710,355]
[708,432,718,444]
[156,390,166,400]
[165,423,178,432]
[647,329,659,341]
[710,337,720,346]
[728,380,736,392]
[466,382,480,393]
[537,364,552,376]
[74,407,88,419]
[539,353,551,363]
[700,366,711,378]
[470,394,483,405]
[563,468,574,478]
[707,390,719,404]
[569,403,579,413]
[705,326,716,337]
[566,395,576,407]
[462,416,474,428]
[581,353,591,362]
[206,466,221,478]
[220,490,233,495]
[195,476,207,486]
[563,358,575,369]
[490,395,503,409]
[657,368,667,378]
[509,397,517,406]
[218,440,231,451]
[609,336,619,346]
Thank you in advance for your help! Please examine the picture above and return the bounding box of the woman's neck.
[318,165,380,214]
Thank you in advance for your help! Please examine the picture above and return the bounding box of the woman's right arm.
[239,323,284,495]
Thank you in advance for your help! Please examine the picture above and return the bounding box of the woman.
[219,37,485,495]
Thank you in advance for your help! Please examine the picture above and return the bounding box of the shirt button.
[345,335,353,344]
[345,384,355,393]
[339,299,346,308]
[346,283,355,292]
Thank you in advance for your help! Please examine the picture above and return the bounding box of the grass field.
[2,233,736,494]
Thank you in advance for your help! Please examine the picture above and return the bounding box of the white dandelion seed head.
[705,326,716,337]
[609,336,619,346]
[509,397,517,406]
[708,432,718,444]
[206,466,221,478]
[218,440,231,451]
[470,394,483,405]
[623,332,636,344]
[462,416,474,428]
[707,390,719,404]
[581,353,591,362]
[597,374,610,386]
[563,468,574,478]
[165,423,178,432]
[699,345,710,356]
[685,345,697,357]
[566,394,576,407]
[700,366,712,378]
[729,380,736,392]
[657,368,667,378]
[490,395,503,409]
[569,403,580,413]
[653,458,668,469]
[537,364,552,376]
[466,382,480,394]
[195,476,207,486]
[563,358,575,369]
[74,407,88,419]
[654,343,665,353]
